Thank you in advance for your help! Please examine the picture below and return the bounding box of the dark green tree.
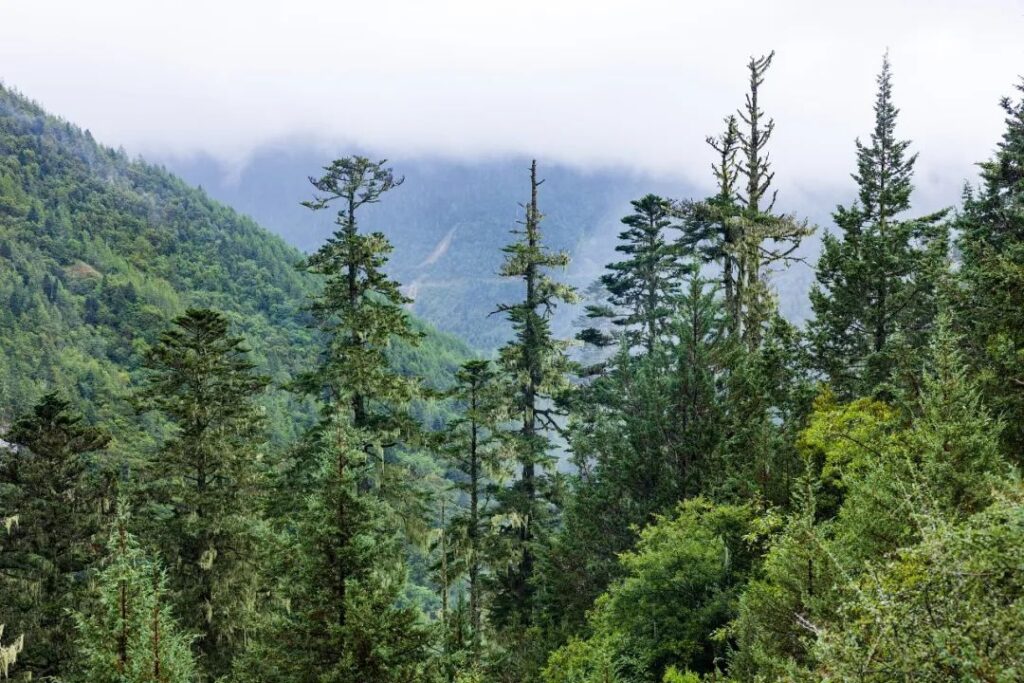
[580,194,689,353]
[809,55,948,398]
[0,393,111,680]
[955,79,1024,460]
[489,160,576,677]
[437,360,507,663]
[247,157,433,683]
[136,308,268,680]
[73,501,197,683]
[298,156,420,439]
[542,277,730,642]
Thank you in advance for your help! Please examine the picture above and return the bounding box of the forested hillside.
[0,84,469,448]
[2,50,1024,683]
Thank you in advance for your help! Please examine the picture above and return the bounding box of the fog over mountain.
[3,1,1018,186]
[6,1,1016,347]
[159,144,823,348]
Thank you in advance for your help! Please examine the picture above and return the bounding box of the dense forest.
[2,50,1024,683]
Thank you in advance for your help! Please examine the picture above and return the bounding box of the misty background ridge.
[159,145,824,349]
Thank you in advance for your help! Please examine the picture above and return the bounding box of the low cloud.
[2,0,1020,206]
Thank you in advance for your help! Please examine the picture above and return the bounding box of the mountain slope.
[0,85,469,446]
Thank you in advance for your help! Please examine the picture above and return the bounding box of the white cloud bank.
[2,0,1022,206]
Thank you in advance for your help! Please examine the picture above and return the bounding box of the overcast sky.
[2,1,1022,209]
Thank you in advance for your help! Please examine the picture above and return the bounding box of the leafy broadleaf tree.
[813,492,1024,682]
[73,501,197,683]
[135,308,268,680]
[0,393,110,679]
[809,55,948,398]
[543,500,759,682]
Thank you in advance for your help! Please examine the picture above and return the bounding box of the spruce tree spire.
[854,52,917,227]
[809,54,948,398]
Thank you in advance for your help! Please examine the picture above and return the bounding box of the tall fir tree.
[679,53,811,348]
[809,55,948,398]
[250,157,433,683]
[579,194,689,354]
[955,79,1024,460]
[73,501,197,683]
[490,160,576,671]
[437,360,508,663]
[297,156,421,441]
[676,53,813,507]
[678,116,743,335]
[0,394,110,679]
[135,308,268,680]
[733,51,813,349]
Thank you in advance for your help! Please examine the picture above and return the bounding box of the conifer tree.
[0,393,110,679]
[546,276,730,632]
[491,160,576,633]
[809,55,948,398]
[678,116,743,334]
[136,308,268,680]
[298,156,421,440]
[580,194,689,353]
[73,502,197,683]
[679,53,810,347]
[732,51,813,349]
[438,360,507,661]
[1,516,23,680]
[250,157,433,683]
[955,79,1024,459]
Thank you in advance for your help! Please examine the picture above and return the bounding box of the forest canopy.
[2,51,1024,683]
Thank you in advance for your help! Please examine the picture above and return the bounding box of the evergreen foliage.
[2,50,1024,683]
[955,78,1024,460]
[436,360,509,664]
[134,309,268,680]
[580,194,689,354]
[0,394,111,679]
[490,161,576,637]
[73,502,197,683]
[247,157,436,683]
[809,55,949,398]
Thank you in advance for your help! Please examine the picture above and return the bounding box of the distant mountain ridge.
[162,144,818,350]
